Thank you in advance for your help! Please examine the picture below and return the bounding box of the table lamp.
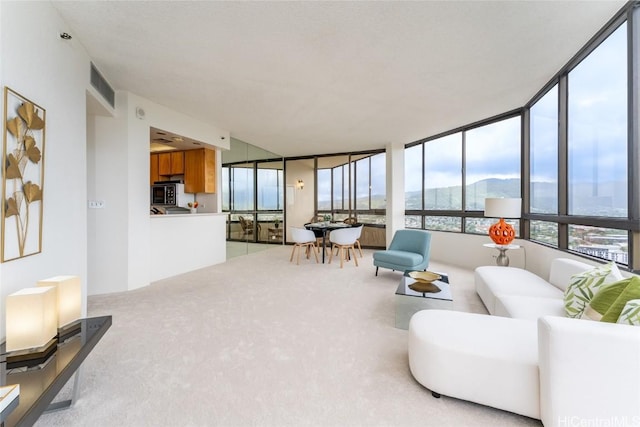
[484,198,521,245]
[5,287,57,352]
[37,275,81,328]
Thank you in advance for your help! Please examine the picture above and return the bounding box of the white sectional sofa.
[475,257,595,320]
[408,258,640,427]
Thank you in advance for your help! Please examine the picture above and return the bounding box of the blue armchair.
[373,229,431,276]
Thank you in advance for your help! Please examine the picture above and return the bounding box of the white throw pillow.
[564,262,624,318]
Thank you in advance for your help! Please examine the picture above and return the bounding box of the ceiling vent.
[90,62,115,108]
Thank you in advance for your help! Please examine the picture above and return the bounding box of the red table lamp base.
[489,218,515,245]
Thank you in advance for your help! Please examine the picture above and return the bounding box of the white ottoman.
[408,310,540,419]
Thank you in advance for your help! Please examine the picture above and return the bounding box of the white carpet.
[36,247,541,427]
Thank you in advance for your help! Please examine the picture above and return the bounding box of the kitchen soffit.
[150,127,211,152]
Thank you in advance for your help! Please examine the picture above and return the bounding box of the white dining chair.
[353,224,363,257]
[289,227,319,265]
[342,219,362,255]
[328,226,362,268]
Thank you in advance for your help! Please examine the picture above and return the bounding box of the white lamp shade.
[484,198,522,218]
[6,287,57,351]
[37,275,82,328]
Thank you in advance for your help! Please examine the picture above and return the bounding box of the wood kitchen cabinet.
[158,151,184,176]
[150,153,159,184]
[184,148,216,193]
[170,151,184,175]
[153,151,185,181]
[158,152,171,175]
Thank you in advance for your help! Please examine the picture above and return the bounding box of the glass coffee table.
[395,273,452,329]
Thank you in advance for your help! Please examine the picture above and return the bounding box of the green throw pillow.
[617,299,640,326]
[564,262,623,318]
[603,277,640,322]
[581,276,640,323]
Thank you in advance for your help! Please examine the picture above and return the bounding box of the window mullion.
[558,74,569,250]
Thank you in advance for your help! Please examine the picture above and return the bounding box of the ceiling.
[53,1,626,157]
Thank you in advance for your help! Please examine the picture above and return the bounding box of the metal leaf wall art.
[2,87,46,262]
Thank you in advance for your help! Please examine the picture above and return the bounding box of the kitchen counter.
[149,212,228,281]
[150,212,226,217]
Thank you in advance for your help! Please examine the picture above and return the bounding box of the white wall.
[429,230,627,281]
[87,91,230,295]
[87,95,130,295]
[0,2,92,337]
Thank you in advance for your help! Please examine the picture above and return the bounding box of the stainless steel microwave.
[150,183,186,206]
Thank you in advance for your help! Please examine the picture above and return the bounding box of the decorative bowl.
[408,281,441,293]
[408,271,441,283]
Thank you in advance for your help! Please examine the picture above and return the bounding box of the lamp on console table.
[6,287,57,353]
[484,197,521,245]
[37,275,82,338]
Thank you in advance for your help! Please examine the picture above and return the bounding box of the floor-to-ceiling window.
[565,22,628,263]
[404,114,521,236]
[404,4,640,270]
[527,17,631,266]
[316,152,386,225]
[465,116,521,235]
[529,84,559,246]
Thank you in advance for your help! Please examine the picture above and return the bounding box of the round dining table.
[304,222,351,263]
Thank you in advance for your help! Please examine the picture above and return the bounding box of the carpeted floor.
[36,246,542,427]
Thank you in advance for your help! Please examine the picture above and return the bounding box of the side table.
[483,243,521,267]
[268,227,283,242]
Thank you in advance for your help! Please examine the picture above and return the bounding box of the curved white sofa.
[409,310,540,418]
[408,258,640,426]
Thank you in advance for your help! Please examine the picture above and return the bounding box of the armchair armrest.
[538,316,640,427]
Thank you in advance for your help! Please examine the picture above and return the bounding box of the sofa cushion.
[495,296,565,320]
[563,262,623,318]
[548,258,598,291]
[582,277,640,322]
[475,266,563,315]
[617,299,640,326]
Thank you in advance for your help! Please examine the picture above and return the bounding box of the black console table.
[0,316,112,427]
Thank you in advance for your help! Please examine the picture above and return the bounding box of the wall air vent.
[90,62,115,108]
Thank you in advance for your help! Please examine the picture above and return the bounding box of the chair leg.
[297,244,302,265]
[328,244,334,264]
[356,240,363,257]
[290,244,297,262]
[352,246,359,267]
[339,246,344,268]
[375,266,379,276]
[311,243,319,263]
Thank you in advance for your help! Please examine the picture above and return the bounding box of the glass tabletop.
[396,273,452,301]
